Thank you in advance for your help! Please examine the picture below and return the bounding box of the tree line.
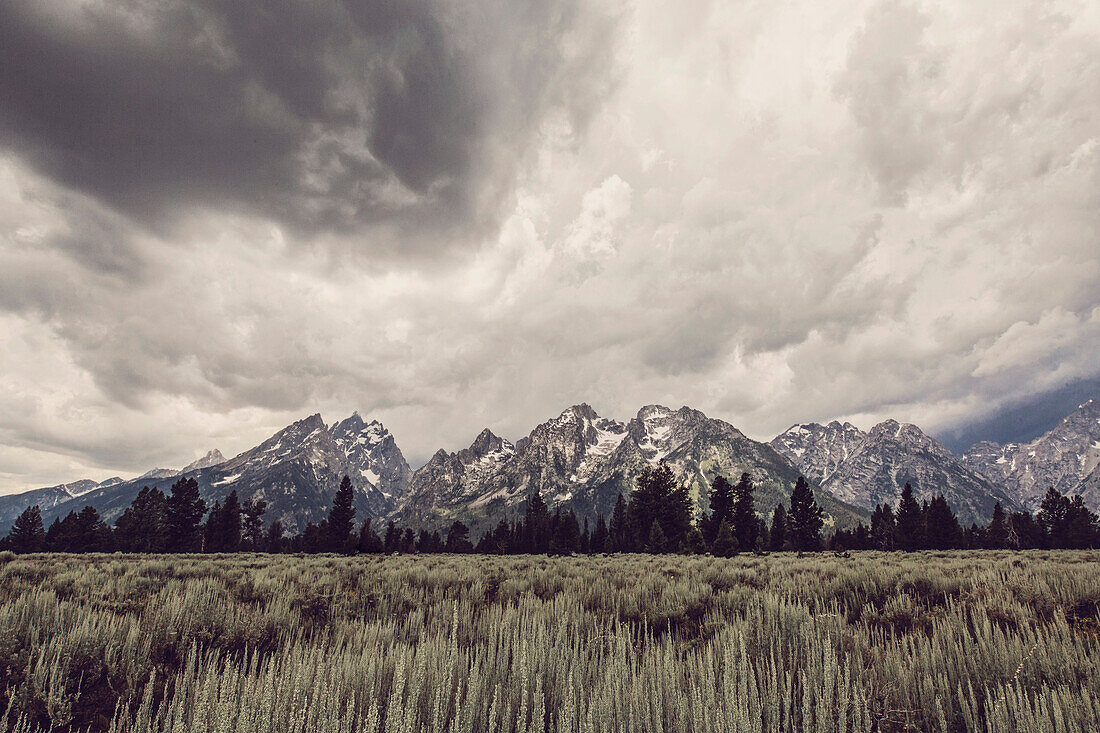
[3,468,1098,555]
[832,483,1100,551]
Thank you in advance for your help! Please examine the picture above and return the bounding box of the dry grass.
[0,550,1098,732]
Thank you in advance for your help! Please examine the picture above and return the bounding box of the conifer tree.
[591,513,608,553]
[241,498,267,551]
[702,475,735,546]
[357,518,384,553]
[628,463,691,551]
[769,503,787,551]
[446,521,472,553]
[787,477,824,551]
[1037,487,1070,547]
[644,521,668,554]
[264,520,285,553]
[383,521,399,552]
[986,501,1009,549]
[609,494,629,552]
[730,473,757,552]
[712,519,737,557]
[326,476,357,553]
[165,477,206,552]
[894,483,924,551]
[6,505,45,554]
[550,509,580,555]
[923,495,962,549]
[870,503,896,550]
[115,487,167,552]
[523,489,551,554]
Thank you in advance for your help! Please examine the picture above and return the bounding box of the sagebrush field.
[1,551,1098,732]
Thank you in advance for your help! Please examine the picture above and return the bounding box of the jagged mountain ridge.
[394,404,868,534]
[25,414,411,534]
[769,421,866,486]
[771,419,1022,524]
[962,399,1100,510]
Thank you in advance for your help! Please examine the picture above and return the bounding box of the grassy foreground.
[0,551,1097,732]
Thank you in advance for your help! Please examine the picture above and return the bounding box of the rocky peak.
[770,420,867,485]
[182,449,226,473]
[458,429,514,464]
[329,413,412,498]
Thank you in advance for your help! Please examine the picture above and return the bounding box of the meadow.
[0,550,1097,733]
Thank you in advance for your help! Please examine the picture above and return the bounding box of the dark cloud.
[935,377,1100,452]
[0,0,616,242]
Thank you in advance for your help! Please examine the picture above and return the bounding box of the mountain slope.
[962,399,1100,510]
[769,421,866,485]
[811,420,1017,524]
[395,404,867,533]
[0,480,101,530]
[35,413,410,533]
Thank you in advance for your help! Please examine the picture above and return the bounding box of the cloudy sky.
[1,0,1098,492]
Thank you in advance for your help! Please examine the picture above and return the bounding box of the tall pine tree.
[326,476,357,553]
[6,505,45,554]
[787,477,824,551]
[165,477,206,552]
[730,473,758,552]
[894,483,925,551]
[769,503,787,551]
[702,475,735,546]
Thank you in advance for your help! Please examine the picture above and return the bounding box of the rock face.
[772,420,1019,524]
[330,413,412,499]
[962,399,1100,510]
[769,421,866,485]
[394,404,867,533]
[32,413,411,533]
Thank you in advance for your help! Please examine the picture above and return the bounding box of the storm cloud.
[0,0,1098,491]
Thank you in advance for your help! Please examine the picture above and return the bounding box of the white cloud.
[0,0,1098,490]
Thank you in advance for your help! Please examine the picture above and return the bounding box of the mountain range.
[2,399,1098,535]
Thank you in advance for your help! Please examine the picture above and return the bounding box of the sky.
[0,0,1098,492]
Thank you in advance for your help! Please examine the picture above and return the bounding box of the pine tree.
[769,503,787,551]
[383,521,399,552]
[523,489,551,554]
[165,477,206,552]
[1064,495,1098,549]
[628,463,691,551]
[923,495,962,549]
[609,494,629,552]
[644,521,668,554]
[787,477,824,551]
[1037,487,1070,548]
[870,503,896,550]
[550,509,580,555]
[326,476,357,553]
[894,483,924,551]
[985,501,1009,549]
[684,526,706,554]
[591,513,608,553]
[702,476,735,546]
[73,506,112,552]
[730,473,757,552]
[446,521,472,553]
[712,519,737,557]
[357,518,384,553]
[241,498,267,551]
[115,487,167,552]
[6,505,45,554]
[265,520,285,553]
